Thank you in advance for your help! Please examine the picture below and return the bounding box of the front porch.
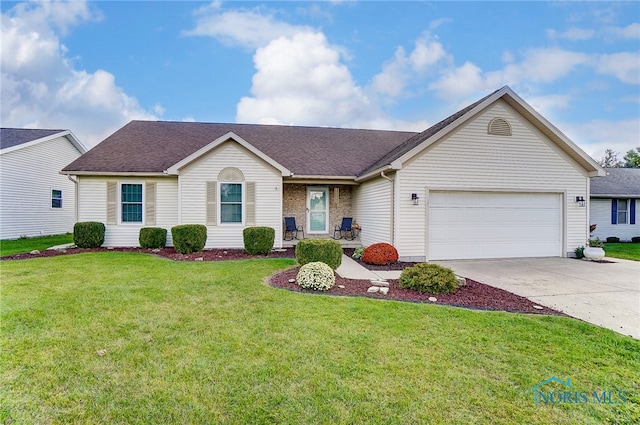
[282,237,362,249]
[283,182,361,248]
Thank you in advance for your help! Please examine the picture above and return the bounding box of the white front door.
[307,186,329,234]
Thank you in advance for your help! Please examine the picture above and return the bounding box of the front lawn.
[0,233,73,256]
[605,243,640,261]
[1,253,638,424]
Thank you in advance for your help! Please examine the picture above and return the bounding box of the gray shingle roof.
[1,128,66,150]
[591,168,640,197]
[62,121,417,176]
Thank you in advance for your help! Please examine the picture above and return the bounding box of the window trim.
[218,181,244,225]
[51,189,63,209]
[118,181,145,225]
[617,199,628,225]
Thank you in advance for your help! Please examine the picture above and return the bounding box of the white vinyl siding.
[0,136,82,239]
[396,100,588,260]
[77,176,178,247]
[179,141,282,249]
[352,177,393,246]
[590,198,639,241]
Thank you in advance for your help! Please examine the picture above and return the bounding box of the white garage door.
[429,192,562,260]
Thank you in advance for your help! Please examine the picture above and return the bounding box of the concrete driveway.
[434,257,640,339]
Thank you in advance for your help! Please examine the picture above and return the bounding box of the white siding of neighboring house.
[395,100,589,260]
[179,141,283,249]
[590,198,640,241]
[0,136,83,239]
[352,176,393,246]
[77,176,178,247]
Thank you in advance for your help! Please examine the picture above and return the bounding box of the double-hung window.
[220,183,243,224]
[617,199,628,224]
[51,189,62,208]
[121,183,143,223]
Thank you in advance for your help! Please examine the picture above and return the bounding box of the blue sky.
[1,1,638,161]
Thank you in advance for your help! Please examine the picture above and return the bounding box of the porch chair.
[284,217,304,241]
[333,217,354,240]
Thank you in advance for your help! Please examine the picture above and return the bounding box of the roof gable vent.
[488,118,512,136]
[218,167,244,181]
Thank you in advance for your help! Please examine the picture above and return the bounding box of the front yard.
[604,243,640,261]
[1,252,638,424]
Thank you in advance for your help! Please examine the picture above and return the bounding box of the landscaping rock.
[371,280,389,287]
[455,275,467,287]
[288,279,296,283]
[195,257,204,261]
[533,305,544,310]
[379,287,389,295]
[338,285,345,289]
[30,250,40,255]
[367,286,380,293]
[428,297,437,302]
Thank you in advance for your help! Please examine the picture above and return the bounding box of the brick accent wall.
[282,184,353,239]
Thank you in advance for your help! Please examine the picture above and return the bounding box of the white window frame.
[51,188,63,209]
[617,199,628,224]
[218,181,244,225]
[119,181,145,225]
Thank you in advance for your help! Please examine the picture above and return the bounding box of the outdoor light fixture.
[411,193,419,206]
[575,196,586,207]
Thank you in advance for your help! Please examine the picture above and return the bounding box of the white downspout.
[380,171,395,245]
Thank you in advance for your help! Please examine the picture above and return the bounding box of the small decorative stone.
[379,287,389,295]
[30,250,40,255]
[371,280,389,287]
[338,285,345,289]
[367,286,380,293]
[152,249,161,253]
[533,305,544,310]
[455,276,467,286]
[195,257,204,261]
[107,247,114,250]
[428,297,437,302]
[223,251,228,255]
[288,279,296,283]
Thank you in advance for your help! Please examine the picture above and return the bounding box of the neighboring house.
[1,128,86,240]
[61,86,604,261]
[590,168,640,241]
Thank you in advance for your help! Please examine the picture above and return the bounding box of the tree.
[598,149,623,168]
[623,147,640,168]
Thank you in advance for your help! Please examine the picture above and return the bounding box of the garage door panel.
[429,192,561,260]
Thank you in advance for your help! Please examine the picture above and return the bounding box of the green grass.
[1,253,639,424]
[604,243,640,261]
[0,233,73,256]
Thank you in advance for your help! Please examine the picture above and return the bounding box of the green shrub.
[295,239,342,270]
[398,263,459,294]
[632,236,640,243]
[139,227,167,249]
[171,224,207,254]
[296,261,335,291]
[243,226,275,255]
[606,236,620,243]
[574,246,585,259]
[352,246,366,260]
[362,242,398,265]
[73,222,105,248]
[588,237,604,248]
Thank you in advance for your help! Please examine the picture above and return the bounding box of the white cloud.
[596,52,640,84]
[546,27,595,41]
[604,22,640,39]
[184,2,312,49]
[561,118,640,160]
[372,33,449,97]
[1,1,155,148]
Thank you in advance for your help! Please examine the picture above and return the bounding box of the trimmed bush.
[296,261,335,291]
[243,226,275,255]
[171,224,207,254]
[352,246,366,260]
[606,236,620,243]
[574,246,585,259]
[73,221,105,248]
[295,239,342,270]
[632,236,640,243]
[398,263,459,294]
[139,227,167,249]
[362,242,399,265]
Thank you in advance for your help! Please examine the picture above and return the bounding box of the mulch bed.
[2,247,565,316]
[269,266,565,316]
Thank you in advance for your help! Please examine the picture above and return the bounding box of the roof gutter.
[355,164,397,183]
[59,171,171,177]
